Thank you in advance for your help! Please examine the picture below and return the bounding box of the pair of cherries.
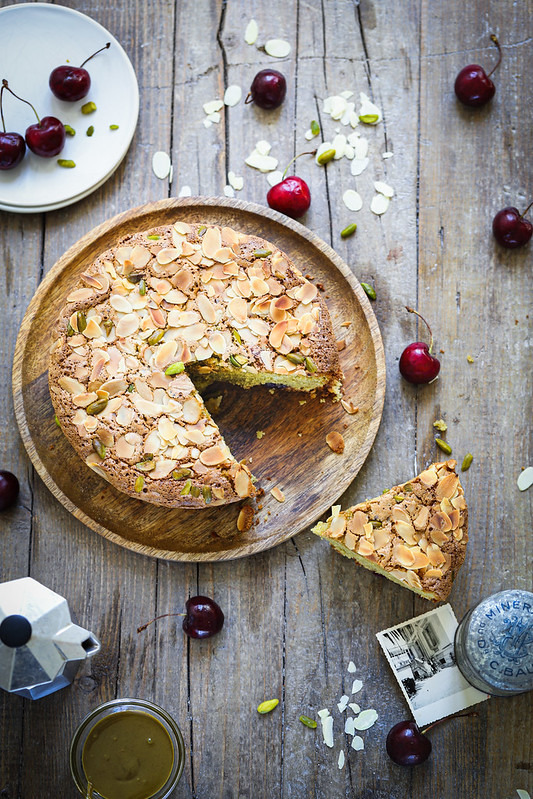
[0,43,109,169]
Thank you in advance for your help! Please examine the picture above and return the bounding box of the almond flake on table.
[351,679,363,694]
[228,171,244,190]
[340,102,356,126]
[203,99,224,115]
[244,19,259,45]
[152,151,171,180]
[353,709,378,730]
[203,118,213,129]
[319,712,334,748]
[265,38,291,58]
[338,750,345,770]
[350,157,369,176]
[266,170,284,187]
[305,128,319,141]
[351,735,364,751]
[343,190,363,212]
[337,695,350,712]
[255,139,272,156]
[206,111,221,124]
[224,85,242,106]
[317,708,330,719]
[370,193,390,215]
[374,180,394,198]
[358,92,382,124]
[223,185,235,197]
[332,133,347,159]
[516,791,531,799]
[344,716,356,735]
[245,148,278,172]
[178,185,192,197]
[343,144,355,160]
[347,661,357,673]
[270,486,285,502]
[382,151,394,159]
[352,136,369,159]
[349,703,360,714]
[517,466,533,491]
[340,90,354,100]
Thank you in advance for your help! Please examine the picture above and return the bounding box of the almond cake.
[312,461,468,601]
[49,222,342,508]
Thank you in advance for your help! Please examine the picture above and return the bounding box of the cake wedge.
[312,460,468,601]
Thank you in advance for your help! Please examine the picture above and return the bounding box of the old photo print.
[376,604,489,727]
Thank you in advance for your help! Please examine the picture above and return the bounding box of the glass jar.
[70,698,185,799]
[454,589,533,696]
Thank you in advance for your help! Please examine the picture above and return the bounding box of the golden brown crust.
[312,461,468,601]
[49,222,342,508]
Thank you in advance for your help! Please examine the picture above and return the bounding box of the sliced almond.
[269,320,288,349]
[326,431,344,454]
[350,510,368,535]
[429,510,452,533]
[435,472,459,500]
[199,445,227,466]
[237,505,254,532]
[329,514,347,539]
[201,227,222,259]
[235,467,253,497]
[116,313,140,337]
[413,506,430,531]
[270,486,285,503]
[419,466,438,487]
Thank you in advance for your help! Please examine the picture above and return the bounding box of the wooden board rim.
[12,196,386,562]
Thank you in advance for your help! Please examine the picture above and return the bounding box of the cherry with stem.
[399,306,441,385]
[137,595,224,639]
[492,200,533,249]
[386,711,479,766]
[2,79,65,158]
[454,34,502,107]
[267,149,316,219]
[0,81,26,170]
[50,42,111,102]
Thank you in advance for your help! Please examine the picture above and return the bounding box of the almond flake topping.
[271,486,285,503]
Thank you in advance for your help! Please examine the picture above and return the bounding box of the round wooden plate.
[13,198,385,561]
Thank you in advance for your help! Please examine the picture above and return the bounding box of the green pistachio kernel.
[64,124,76,137]
[257,699,279,714]
[360,282,376,300]
[461,453,473,472]
[202,485,212,503]
[433,419,448,433]
[299,715,317,729]
[435,438,452,455]
[139,279,147,296]
[403,483,413,492]
[190,485,201,498]
[359,113,379,124]
[76,312,87,333]
[66,321,75,337]
[371,519,383,528]
[286,353,305,365]
[165,361,185,376]
[180,479,192,496]
[147,329,164,346]
[86,398,108,416]
[316,148,336,165]
[197,225,207,234]
[54,414,61,428]
[92,438,106,459]
[109,124,119,130]
[232,329,242,345]
[134,475,145,493]
[393,495,404,503]
[340,223,357,239]
[137,460,156,472]
[230,354,247,368]
[304,357,317,373]
[86,125,94,137]
[172,468,192,480]
[103,319,113,336]
[127,383,135,393]
[310,120,320,136]
[81,101,97,114]
[147,234,160,240]
[253,249,272,258]
[57,159,76,168]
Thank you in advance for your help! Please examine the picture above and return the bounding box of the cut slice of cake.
[312,461,468,601]
[49,222,342,509]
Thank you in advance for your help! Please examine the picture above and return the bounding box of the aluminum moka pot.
[0,577,100,699]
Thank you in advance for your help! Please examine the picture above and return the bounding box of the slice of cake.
[49,222,342,509]
[312,461,468,601]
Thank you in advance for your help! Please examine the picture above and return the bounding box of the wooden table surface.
[1,1,531,797]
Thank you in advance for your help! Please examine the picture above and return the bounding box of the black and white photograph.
[377,605,489,727]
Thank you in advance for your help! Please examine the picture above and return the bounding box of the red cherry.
[386,721,431,766]
[49,42,110,102]
[137,595,224,640]
[454,35,501,107]
[246,69,286,110]
[399,307,440,384]
[25,117,66,157]
[0,471,20,511]
[267,176,311,218]
[0,82,26,169]
[492,203,532,249]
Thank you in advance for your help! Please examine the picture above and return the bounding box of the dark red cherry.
[25,117,66,157]
[183,596,224,639]
[0,471,20,511]
[386,721,431,766]
[399,307,440,384]
[267,176,311,218]
[49,42,110,102]
[492,203,532,249]
[0,81,26,169]
[454,35,501,107]
[246,69,287,110]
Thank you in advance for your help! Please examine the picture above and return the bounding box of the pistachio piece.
[127,383,135,393]
[360,282,376,300]
[371,520,382,528]
[230,354,248,368]
[137,460,156,472]
[433,419,448,433]
[359,113,379,124]
[86,125,94,137]
[197,225,207,234]
[147,330,164,346]
[66,321,75,337]
[316,148,336,165]
[147,234,160,240]
[76,311,87,333]
[202,485,212,503]
[190,485,201,498]
[64,124,76,136]
[92,438,106,459]
[173,468,192,480]
[304,356,317,373]
[57,159,76,168]
[435,438,452,455]
[403,482,413,492]
[109,124,119,130]
[286,352,305,365]
[134,475,145,493]
[180,478,192,496]
[86,398,108,415]
[81,101,97,114]
[310,120,320,136]
[253,249,272,258]
[341,223,357,239]
[103,319,113,336]
[126,273,143,284]
[461,453,473,471]
[54,414,61,428]
[139,279,147,296]
[232,329,242,345]
[165,361,185,376]
[257,699,279,714]
[393,495,404,503]
[299,715,317,729]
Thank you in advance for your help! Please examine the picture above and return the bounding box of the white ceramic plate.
[0,3,139,213]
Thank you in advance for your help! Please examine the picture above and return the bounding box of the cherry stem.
[80,42,111,69]
[421,710,479,736]
[487,34,502,78]
[405,306,434,354]
[244,92,253,104]
[520,200,533,219]
[137,612,185,633]
[1,79,40,124]
[282,150,317,179]
[0,83,6,134]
